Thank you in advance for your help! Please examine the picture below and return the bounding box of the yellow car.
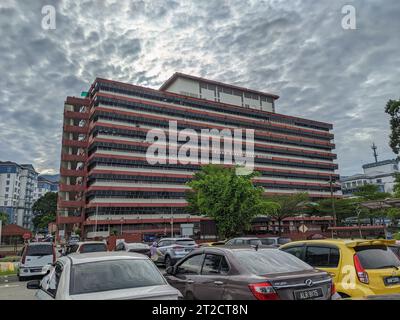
[280,239,400,298]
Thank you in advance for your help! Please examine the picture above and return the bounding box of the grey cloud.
[0,0,399,175]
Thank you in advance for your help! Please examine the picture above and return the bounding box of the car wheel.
[165,255,172,268]
[18,276,26,282]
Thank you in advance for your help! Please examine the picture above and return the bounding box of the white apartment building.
[341,159,399,196]
[0,161,38,229]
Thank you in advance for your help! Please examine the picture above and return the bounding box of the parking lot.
[0,276,36,300]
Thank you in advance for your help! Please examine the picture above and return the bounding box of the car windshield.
[70,259,166,295]
[234,249,313,275]
[26,244,53,256]
[355,246,400,269]
[259,239,275,245]
[278,238,291,245]
[80,243,107,253]
[175,240,196,246]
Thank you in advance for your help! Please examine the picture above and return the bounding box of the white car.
[27,252,182,300]
[18,242,56,281]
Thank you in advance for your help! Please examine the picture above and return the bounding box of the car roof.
[281,239,396,247]
[159,238,194,241]
[199,245,277,254]
[67,252,148,264]
[229,237,260,240]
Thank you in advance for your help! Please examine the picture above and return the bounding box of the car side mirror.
[26,280,40,290]
[166,266,175,275]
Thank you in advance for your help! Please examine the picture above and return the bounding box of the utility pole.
[330,175,337,227]
[170,208,174,237]
[0,219,2,246]
[94,205,98,238]
[371,143,378,163]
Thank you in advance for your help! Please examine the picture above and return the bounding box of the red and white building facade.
[57,73,340,240]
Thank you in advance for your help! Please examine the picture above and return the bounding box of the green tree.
[386,208,400,226]
[186,165,278,238]
[0,212,8,226]
[393,173,400,197]
[266,193,309,235]
[32,192,57,230]
[353,184,391,200]
[384,98,400,154]
[304,198,363,224]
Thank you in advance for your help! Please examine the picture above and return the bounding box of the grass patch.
[0,256,20,263]
[0,270,18,276]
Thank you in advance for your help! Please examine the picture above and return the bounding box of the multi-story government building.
[57,73,340,240]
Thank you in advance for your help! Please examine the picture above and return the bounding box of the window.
[6,181,9,185]
[115,243,125,251]
[234,249,313,274]
[70,259,166,295]
[42,262,63,297]
[376,179,382,183]
[5,187,9,192]
[305,246,340,268]
[80,243,107,253]
[7,174,10,178]
[282,246,305,260]
[234,239,244,245]
[201,254,227,275]
[178,254,204,275]
[355,246,400,269]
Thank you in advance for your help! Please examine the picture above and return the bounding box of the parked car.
[199,241,227,247]
[18,242,56,281]
[26,252,182,300]
[164,246,338,300]
[224,237,284,247]
[65,241,108,255]
[67,235,80,246]
[280,239,400,298]
[115,241,151,257]
[155,238,198,268]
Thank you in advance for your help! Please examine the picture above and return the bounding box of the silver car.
[26,252,182,300]
[155,238,198,268]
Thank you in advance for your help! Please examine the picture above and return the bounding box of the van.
[18,242,56,281]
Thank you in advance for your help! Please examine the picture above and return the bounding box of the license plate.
[384,276,400,286]
[294,287,323,300]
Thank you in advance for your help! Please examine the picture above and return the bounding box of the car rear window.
[355,245,400,269]
[234,249,313,275]
[80,243,107,253]
[175,240,196,246]
[70,259,166,295]
[26,244,53,256]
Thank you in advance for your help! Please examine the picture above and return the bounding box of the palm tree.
[266,193,309,236]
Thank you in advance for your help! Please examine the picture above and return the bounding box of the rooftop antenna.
[371,143,378,163]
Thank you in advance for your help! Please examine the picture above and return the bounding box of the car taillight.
[248,282,280,300]
[172,245,185,252]
[330,281,336,296]
[353,254,369,284]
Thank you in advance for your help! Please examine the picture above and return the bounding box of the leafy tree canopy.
[0,212,8,226]
[385,98,400,154]
[186,165,278,238]
[353,184,391,200]
[32,192,57,230]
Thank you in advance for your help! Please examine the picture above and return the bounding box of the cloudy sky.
[0,0,399,176]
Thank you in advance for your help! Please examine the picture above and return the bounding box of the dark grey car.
[164,246,336,300]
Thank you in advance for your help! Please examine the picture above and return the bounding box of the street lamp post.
[120,217,124,236]
[330,175,337,227]
[170,208,174,238]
